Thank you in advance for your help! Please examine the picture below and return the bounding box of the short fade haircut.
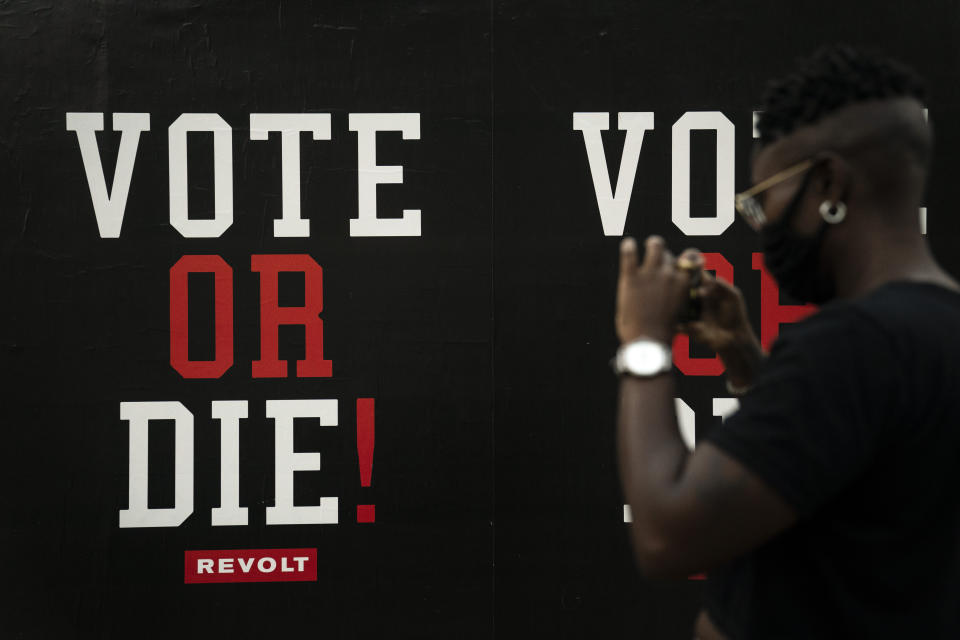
[756,44,927,147]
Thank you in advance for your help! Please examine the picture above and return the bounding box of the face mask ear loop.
[766,168,816,233]
[819,200,848,224]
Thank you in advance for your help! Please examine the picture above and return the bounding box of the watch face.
[623,341,669,375]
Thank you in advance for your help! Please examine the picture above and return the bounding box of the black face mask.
[760,170,836,305]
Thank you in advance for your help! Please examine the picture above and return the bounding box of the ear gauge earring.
[819,200,847,224]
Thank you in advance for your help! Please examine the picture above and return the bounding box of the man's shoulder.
[779,281,960,348]
[766,281,960,379]
[853,280,960,318]
[848,281,960,347]
[773,296,886,353]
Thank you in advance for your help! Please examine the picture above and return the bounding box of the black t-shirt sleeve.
[704,306,902,518]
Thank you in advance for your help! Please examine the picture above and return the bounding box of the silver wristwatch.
[611,338,673,378]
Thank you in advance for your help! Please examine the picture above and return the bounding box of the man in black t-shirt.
[612,45,960,638]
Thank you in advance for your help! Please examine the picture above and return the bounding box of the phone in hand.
[676,258,702,323]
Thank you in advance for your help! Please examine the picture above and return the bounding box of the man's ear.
[816,151,853,204]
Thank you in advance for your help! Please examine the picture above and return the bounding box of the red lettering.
[751,252,817,350]
[251,254,332,378]
[169,255,234,378]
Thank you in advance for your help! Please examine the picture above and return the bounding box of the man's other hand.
[675,257,755,353]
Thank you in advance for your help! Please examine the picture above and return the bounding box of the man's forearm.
[617,373,690,559]
[718,330,766,390]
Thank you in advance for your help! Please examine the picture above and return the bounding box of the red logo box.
[185,548,317,584]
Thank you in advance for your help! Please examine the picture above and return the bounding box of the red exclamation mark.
[357,398,375,523]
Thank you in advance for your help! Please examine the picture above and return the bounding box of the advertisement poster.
[2,1,957,637]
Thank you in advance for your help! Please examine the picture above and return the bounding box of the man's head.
[748,44,931,304]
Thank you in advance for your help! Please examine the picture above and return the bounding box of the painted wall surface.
[2,1,958,637]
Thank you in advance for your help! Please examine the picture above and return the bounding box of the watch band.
[725,378,751,396]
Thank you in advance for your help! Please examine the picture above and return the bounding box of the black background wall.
[2,1,958,638]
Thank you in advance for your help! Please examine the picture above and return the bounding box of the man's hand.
[676,258,755,353]
[616,236,697,345]
[674,249,765,390]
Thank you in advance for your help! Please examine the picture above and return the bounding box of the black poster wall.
[2,1,958,638]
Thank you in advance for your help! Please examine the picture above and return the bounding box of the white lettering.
[675,397,696,451]
[249,114,332,237]
[258,557,277,573]
[573,112,653,236]
[66,112,150,238]
[265,399,339,525]
[671,111,735,236]
[348,113,421,236]
[211,400,249,526]
[712,397,740,422]
[169,113,234,238]
[118,401,194,528]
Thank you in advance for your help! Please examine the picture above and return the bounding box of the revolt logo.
[184,548,318,583]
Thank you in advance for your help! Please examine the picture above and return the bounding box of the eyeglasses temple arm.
[739,158,815,199]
